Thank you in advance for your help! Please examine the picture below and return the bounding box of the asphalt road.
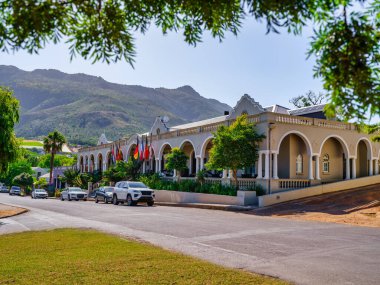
[1,195,379,285]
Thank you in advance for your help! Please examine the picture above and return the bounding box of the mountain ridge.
[0,65,231,145]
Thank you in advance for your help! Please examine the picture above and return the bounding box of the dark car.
[95,186,114,204]
[9,186,21,196]
[0,185,9,193]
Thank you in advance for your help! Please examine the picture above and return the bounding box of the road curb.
[0,203,29,219]
[155,202,256,211]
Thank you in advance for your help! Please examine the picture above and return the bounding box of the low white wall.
[155,190,256,206]
[258,175,380,207]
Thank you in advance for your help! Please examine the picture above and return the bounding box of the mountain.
[0,65,231,145]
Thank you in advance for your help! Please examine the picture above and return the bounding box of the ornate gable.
[228,94,265,119]
[150,116,170,135]
[97,133,109,145]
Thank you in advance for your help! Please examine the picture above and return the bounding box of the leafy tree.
[165,147,188,178]
[103,160,141,183]
[13,172,34,194]
[43,131,67,184]
[61,168,80,186]
[0,161,33,186]
[38,154,75,168]
[206,114,265,188]
[289,91,326,108]
[34,177,48,189]
[0,1,378,120]
[0,86,20,172]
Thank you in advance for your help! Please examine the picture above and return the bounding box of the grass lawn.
[0,229,289,285]
[21,140,43,147]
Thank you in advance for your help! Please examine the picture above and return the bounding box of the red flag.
[133,138,139,160]
[144,136,149,160]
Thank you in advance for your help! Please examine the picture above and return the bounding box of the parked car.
[60,187,88,201]
[31,189,48,199]
[9,186,21,196]
[0,185,9,193]
[113,181,155,206]
[94,187,114,204]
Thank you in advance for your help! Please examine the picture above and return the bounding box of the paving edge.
[0,204,29,219]
[155,202,256,211]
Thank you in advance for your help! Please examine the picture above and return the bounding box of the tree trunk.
[49,152,55,184]
[233,169,239,190]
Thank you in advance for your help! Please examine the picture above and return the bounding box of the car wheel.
[112,195,119,205]
[68,195,71,201]
[127,195,135,206]
[76,199,79,201]
[61,195,64,201]
[147,201,154,207]
[104,198,108,204]
[31,195,33,199]
[83,199,87,201]
[95,197,99,203]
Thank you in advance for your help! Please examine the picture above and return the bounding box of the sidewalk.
[155,202,256,211]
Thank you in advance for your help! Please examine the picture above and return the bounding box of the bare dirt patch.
[0,203,28,218]
[252,184,380,227]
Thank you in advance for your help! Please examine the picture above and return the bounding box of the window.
[323,154,330,173]
[296,154,303,174]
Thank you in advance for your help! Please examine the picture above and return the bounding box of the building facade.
[77,94,380,193]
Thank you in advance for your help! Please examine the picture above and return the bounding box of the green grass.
[21,140,43,147]
[0,229,289,285]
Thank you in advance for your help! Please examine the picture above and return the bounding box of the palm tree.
[43,131,66,184]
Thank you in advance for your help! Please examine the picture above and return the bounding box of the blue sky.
[0,17,323,108]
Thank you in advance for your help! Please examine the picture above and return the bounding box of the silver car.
[60,187,88,201]
[0,185,9,193]
[9,186,21,196]
[31,189,48,199]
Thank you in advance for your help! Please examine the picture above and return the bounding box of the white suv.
[113,181,155,206]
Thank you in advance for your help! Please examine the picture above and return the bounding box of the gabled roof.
[288,104,326,116]
[169,115,228,130]
[264,104,290,114]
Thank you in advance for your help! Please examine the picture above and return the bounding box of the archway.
[128,144,137,161]
[84,156,88,172]
[90,154,95,172]
[180,140,196,176]
[106,152,113,169]
[319,137,348,182]
[277,133,312,179]
[201,138,214,169]
[160,144,172,172]
[98,153,103,172]
[356,139,372,178]
[79,156,84,172]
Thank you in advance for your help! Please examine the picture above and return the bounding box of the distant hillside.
[0,65,231,145]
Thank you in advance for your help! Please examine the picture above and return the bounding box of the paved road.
[1,195,379,285]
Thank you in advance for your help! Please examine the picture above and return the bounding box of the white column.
[142,161,146,173]
[103,162,107,171]
[173,169,177,177]
[200,157,204,171]
[94,158,98,171]
[195,157,200,173]
[352,158,356,179]
[87,159,90,173]
[315,155,320,180]
[369,159,373,176]
[345,157,350,180]
[158,158,162,173]
[257,153,263,179]
[308,156,314,180]
[228,169,234,179]
[222,170,228,179]
[272,153,278,179]
[375,159,379,175]
[264,152,270,179]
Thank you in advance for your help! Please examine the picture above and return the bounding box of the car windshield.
[35,189,46,192]
[104,187,113,192]
[12,187,20,190]
[128,182,147,188]
[69,188,82,192]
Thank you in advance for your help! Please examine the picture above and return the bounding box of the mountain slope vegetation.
[0,65,231,145]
